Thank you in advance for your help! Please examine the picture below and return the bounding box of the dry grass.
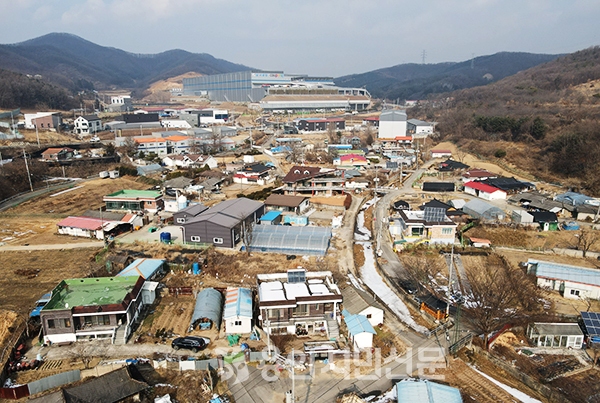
[0,310,18,348]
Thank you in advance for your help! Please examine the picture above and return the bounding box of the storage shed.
[342,309,376,350]
[340,286,384,327]
[260,211,282,225]
[116,258,166,280]
[422,182,455,192]
[223,287,253,334]
[190,288,223,331]
[527,322,584,348]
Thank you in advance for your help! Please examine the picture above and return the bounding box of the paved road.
[0,180,81,212]
[0,241,104,251]
[228,336,448,403]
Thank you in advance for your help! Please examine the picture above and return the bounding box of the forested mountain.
[0,33,250,92]
[426,46,600,194]
[0,69,78,109]
[335,52,559,101]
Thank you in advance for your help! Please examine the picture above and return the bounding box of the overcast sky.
[1,0,599,77]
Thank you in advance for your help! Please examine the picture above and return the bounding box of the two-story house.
[73,115,102,137]
[257,269,342,337]
[393,207,457,245]
[281,165,343,196]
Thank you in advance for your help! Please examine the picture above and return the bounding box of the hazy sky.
[1,0,599,77]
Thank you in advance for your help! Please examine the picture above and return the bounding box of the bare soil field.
[0,310,18,347]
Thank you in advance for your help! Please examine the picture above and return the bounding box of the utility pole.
[35,125,40,148]
[23,149,33,192]
[446,243,454,318]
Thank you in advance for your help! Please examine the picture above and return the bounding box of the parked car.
[30,292,52,319]
[171,336,209,353]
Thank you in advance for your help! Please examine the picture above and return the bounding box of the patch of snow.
[470,365,542,403]
[354,210,371,241]
[359,241,427,334]
[364,386,397,402]
[348,272,366,292]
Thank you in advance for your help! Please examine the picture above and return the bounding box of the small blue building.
[116,258,166,280]
[260,211,282,225]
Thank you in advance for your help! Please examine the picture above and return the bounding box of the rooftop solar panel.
[581,311,600,337]
[424,207,446,222]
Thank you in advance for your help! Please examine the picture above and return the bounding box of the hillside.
[428,46,600,194]
[0,33,250,92]
[335,52,559,101]
[0,69,78,110]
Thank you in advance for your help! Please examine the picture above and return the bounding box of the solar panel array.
[581,311,600,337]
[424,207,446,222]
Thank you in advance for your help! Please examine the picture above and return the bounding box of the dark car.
[171,336,209,353]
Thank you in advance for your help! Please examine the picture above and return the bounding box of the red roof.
[464,181,505,194]
[395,136,413,141]
[282,166,331,183]
[340,154,367,162]
[431,149,452,154]
[56,216,105,230]
[364,117,379,121]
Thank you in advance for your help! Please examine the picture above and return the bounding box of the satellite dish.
[65,303,69,308]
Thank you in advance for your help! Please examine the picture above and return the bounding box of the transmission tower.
[421,49,427,64]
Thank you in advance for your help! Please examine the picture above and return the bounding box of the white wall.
[225,317,252,334]
[58,227,103,239]
[378,121,407,139]
[351,332,373,350]
[359,306,384,327]
[537,277,600,299]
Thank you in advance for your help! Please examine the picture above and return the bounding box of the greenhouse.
[462,199,505,222]
[249,225,332,256]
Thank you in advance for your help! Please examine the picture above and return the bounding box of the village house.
[257,269,343,337]
[462,168,498,183]
[25,112,62,131]
[56,212,142,239]
[430,149,452,159]
[392,207,457,245]
[281,165,343,196]
[527,322,584,349]
[223,287,253,335]
[264,194,311,214]
[233,163,273,185]
[40,276,151,345]
[527,259,600,299]
[103,189,164,213]
[73,115,102,137]
[333,154,369,168]
[41,147,75,161]
[463,181,507,201]
[162,153,218,169]
[342,309,376,350]
[340,286,384,327]
[407,118,435,136]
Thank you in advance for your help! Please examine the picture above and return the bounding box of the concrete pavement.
[0,241,104,251]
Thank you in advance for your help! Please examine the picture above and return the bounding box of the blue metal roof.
[396,379,462,403]
[554,191,594,207]
[116,258,165,279]
[260,211,282,222]
[528,259,600,287]
[223,287,253,319]
[190,288,223,330]
[342,309,376,336]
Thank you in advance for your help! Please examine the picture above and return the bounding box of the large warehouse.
[183,70,371,111]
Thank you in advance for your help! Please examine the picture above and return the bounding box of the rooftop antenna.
[421,49,427,64]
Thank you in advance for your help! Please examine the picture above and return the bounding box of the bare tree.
[69,342,108,369]
[574,228,599,258]
[238,215,255,256]
[464,255,544,349]
[327,122,338,144]
[363,125,375,146]
[288,142,305,164]
[454,148,468,163]
[401,255,444,295]
[210,127,223,153]
[120,137,138,157]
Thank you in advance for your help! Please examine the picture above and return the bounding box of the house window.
[234,320,242,326]
[176,218,185,224]
[294,305,308,316]
[366,314,372,319]
[213,238,224,244]
[63,318,71,328]
[570,289,580,296]
[190,236,201,242]
[442,228,453,235]
[47,319,55,329]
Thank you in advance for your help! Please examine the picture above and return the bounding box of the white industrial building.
[377,109,407,139]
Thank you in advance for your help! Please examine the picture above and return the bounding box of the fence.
[0,369,80,400]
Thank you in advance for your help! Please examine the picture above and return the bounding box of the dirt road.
[0,241,104,251]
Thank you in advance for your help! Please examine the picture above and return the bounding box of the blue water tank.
[160,232,172,243]
[192,262,200,275]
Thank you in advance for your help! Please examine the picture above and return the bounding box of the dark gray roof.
[82,210,126,221]
[177,203,209,217]
[183,198,263,228]
[82,114,100,121]
[164,176,193,189]
[341,286,383,315]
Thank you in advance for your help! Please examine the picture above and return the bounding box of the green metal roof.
[43,277,140,310]
[104,189,162,199]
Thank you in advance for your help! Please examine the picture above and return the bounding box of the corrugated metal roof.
[528,259,600,287]
[396,379,462,403]
[223,287,253,319]
[264,194,308,208]
[56,216,105,230]
[342,309,376,336]
[190,288,223,330]
[341,286,383,316]
[116,258,165,280]
[260,211,282,221]
[464,181,504,194]
[530,322,583,337]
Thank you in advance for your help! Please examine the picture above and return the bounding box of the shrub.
[494,149,507,158]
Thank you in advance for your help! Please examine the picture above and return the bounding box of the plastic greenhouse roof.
[190,288,223,330]
[396,379,462,403]
[224,287,253,319]
[249,225,332,256]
